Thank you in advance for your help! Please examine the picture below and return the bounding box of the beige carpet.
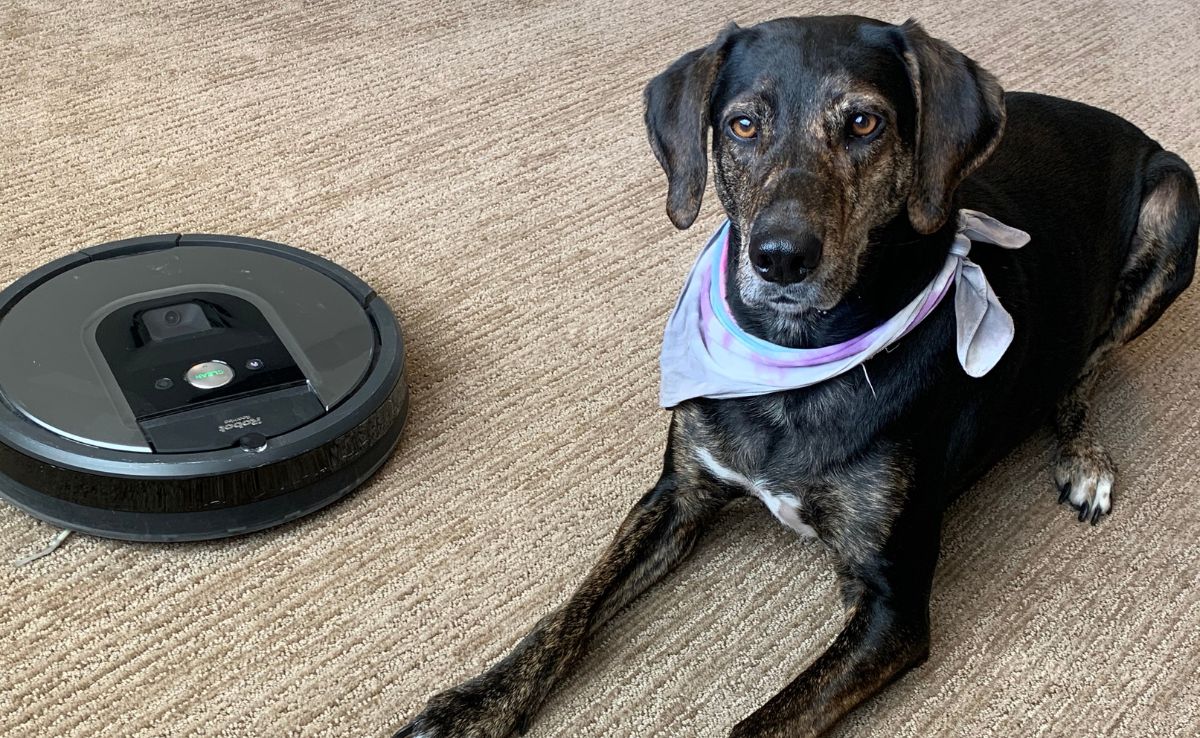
[2,1,1198,736]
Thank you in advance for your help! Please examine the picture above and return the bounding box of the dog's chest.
[694,447,818,538]
[677,385,895,542]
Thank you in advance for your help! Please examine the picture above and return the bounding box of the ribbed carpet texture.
[2,1,1198,736]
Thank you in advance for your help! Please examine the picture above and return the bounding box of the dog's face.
[645,16,1005,319]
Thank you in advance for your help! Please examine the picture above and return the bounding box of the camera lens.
[141,303,211,342]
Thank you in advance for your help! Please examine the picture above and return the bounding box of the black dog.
[398,16,1198,737]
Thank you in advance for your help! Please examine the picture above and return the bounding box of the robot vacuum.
[0,234,407,542]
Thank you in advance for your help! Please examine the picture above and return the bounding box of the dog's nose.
[748,231,823,284]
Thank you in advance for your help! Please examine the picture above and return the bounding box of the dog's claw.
[1091,507,1103,526]
[1052,444,1115,524]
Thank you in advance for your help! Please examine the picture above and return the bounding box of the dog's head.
[645,16,1005,319]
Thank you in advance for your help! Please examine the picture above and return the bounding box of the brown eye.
[848,112,882,139]
[729,116,758,140]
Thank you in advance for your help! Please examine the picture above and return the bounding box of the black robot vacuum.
[0,234,407,542]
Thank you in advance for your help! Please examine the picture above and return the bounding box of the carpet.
[2,1,1198,736]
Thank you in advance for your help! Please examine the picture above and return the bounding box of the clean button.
[185,360,234,389]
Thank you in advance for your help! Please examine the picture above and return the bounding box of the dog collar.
[658,209,1031,408]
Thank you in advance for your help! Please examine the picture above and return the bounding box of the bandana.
[659,209,1031,408]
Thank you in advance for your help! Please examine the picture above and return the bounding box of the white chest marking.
[695,448,817,538]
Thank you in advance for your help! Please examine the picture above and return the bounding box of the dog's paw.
[728,722,759,738]
[394,681,534,738]
[1053,443,1116,525]
[392,721,429,738]
[729,715,776,738]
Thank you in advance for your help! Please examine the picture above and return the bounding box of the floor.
[1,1,1198,736]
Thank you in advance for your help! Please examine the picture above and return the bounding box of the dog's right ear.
[643,23,739,230]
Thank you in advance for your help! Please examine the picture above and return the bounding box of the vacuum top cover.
[0,240,374,453]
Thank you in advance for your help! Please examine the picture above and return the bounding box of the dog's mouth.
[768,294,804,312]
[737,279,830,317]
[753,281,840,315]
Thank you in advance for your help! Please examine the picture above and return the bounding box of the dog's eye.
[847,113,882,139]
[729,116,758,140]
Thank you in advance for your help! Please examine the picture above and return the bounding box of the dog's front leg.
[729,511,940,738]
[728,590,930,738]
[397,437,736,738]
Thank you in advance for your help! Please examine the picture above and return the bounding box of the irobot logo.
[218,415,264,433]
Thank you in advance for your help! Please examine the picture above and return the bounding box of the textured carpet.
[2,1,1198,736]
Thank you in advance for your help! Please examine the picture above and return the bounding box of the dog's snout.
[749,231,823,284]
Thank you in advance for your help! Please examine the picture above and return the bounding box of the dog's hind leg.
[395,428,739,738]
[1053,150,1199,524]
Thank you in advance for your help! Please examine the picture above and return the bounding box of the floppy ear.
[643,23,738,230]
[896,20,1006,234]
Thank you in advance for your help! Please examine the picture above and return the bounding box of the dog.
[397,15,1198,738]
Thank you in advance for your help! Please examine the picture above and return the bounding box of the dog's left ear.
[643,23,739,230]
[886,20,1007,234]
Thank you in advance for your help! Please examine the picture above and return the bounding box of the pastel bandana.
[659,209,1031,408]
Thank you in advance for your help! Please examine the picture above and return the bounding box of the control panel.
[95,292,324,452]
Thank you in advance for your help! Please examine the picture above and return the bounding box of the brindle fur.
[397,15,1199,738]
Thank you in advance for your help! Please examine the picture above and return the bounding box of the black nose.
[748,231,823,284]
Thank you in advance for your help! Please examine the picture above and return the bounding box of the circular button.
[154,377,174,390]
[245,358,264,370]
[238,433,268,452]
[185,360,234,390]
